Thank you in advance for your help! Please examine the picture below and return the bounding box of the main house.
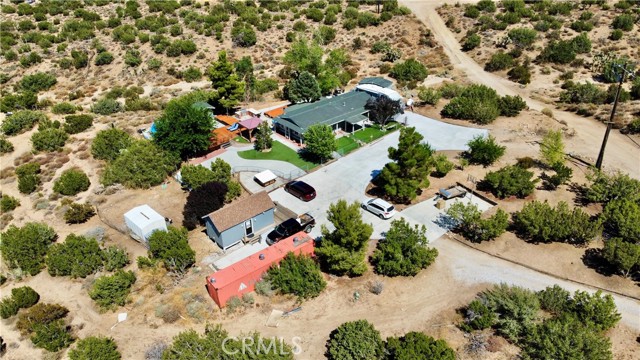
[273,77,402,144]
[202,191,275,250]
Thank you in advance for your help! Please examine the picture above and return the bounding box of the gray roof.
[359,77,393,88]
[275,91,372,133]
[192,101,215,110]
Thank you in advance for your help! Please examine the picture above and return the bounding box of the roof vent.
[343,101,346,107]
[259,254,265,260]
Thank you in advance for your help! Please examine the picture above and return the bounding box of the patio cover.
[239,117,263,130]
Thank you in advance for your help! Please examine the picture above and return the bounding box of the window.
[244,220,253,236]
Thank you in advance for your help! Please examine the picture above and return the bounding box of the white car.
[361,198,397,219]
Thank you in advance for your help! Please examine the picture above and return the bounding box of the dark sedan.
[284,181,316,201]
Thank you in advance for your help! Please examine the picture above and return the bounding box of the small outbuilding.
[123,205,167,246]
[202,191,275,250]
[205,231,315,307]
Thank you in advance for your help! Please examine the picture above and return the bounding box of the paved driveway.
[269,113,488,239]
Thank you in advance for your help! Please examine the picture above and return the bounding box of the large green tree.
[379,127,433,203]
[365,96,401,128]
[284,71,321,103]
[466,135,506,166]
[602,238,640,278]
[253,120,273,151]
[316,200,373,276]
[207,51,244,111]
[147,226,195,274]
[91,128,132,161]
[0,223,57,275]
[327,320,384,360]
[283,38,323,76]
[266,253,326,300]
[153,95,213,160]
[601,198,640,241]
[303,124,336,162]
[371,218,438,277]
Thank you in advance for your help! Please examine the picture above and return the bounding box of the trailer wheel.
[304,225,313,233]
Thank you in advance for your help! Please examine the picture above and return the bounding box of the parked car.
[267,213,315,245]
[361,198,396,219]
[284,181,316,201]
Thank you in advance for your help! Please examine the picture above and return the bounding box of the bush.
[182,66,202,82]
[94,51,114,66]
[89,270,136,309]
[389,58,428,82]
[512,201,601,244]
[559,82,606,104]
[498,95,527,116]
[462,33,480,51]
[231,23,256,47]
[461,299,496,331]
[371,218,438,276]
[52,102,77,115]
[16,162,40,194]
[609,29,623,41]
[485,52,513,72]
[446,202,509,243]
[63,114,93,134]
[19,72,56,93]
[612,14,634,31]
[507,64,531,85]
[484,165,537,198]
[464,5,480,18]
[537,40,576,64]
[327,320,384,360]
[602,238,640,278]
[585,170,640,204]
[385,331,455,360]
[0,222,57,275]
[0,195,20,212]
[69,336,121,360]
[91,128,132,161]
[102,246,129,272]
[1,110,47,135]
[417,87,441,105]
[0,298,19,319]
[0,137,13,154]
[508,28,537,48]
[31,319,74,352]
[148,226,195,274]
[10,286,39,309]
[46,234,103,278]
[124,50,142,67]
[112,24,137,44]
[71,50,88,69]
[64,202,96,224]
[31,127,68,152]
[479,284,540,341]
[441,85,502,124]
[53,169,90,195]
[265,253,326,299]
[465,135,505,166]
[433,154,454,177]
[102,141,179,189]
[624,118,640,134]
[543,163,573,190]
[92,98,122,115]
[601,199,640,241]
[16,303,69,335]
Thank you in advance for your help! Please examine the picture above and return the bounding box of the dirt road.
[401,0,640,178]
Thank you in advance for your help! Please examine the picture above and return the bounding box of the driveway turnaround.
[268,113,488,239]
[199,145,306,180]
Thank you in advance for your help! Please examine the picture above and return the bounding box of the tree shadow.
[434,213,458,231]
[297,148,327,164]
[581,248,617,278]
[567,182,591,206]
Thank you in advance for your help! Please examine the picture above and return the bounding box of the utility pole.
[595,63,634,170]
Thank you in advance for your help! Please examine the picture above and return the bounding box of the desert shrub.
[0,195,20,212]
[537,40,576,64]
[601,199,640,241]
[46,234,103,278]
[314,25,336,45]
[124,49,142,67]
[542,163,573,190]
[147,58,162,70]
[512,201,601,244]
[465,135,505,166]
[537,285,570,315]
[94,51,114,65]
[182,66,202,82]
[385,332,455,360]
[71,50,88,69]
[231,23,256,47]
[101,141,179,189]
[125,98,155,112]
[507,64,531,85]
[19,52,43,68]
[64,202,96,224]
[417,87,441,105]
[569,33,591,54]
[484,165,537,198]
[91,128,132,161]
[103,246,129,272]
[559,82,606,104]
[623,118,640,134]
[16,303,69,335]
[498,95,527,116]
[265,253,326,299]
[508,28,537,48]
[10,286,39,309]
[461,299,496,331]
[612,14,634,31]
[447,202,509,243]
[69,336,121,360]
[112,24,137,44]
[53,168,90,195]
[89,270,136,309]
[371,218,438,276]
[602,238,640,278]
[327,320,384,360]
[148,226,195,274]
[16,162,40,194]
[609,29,623,41]
[462,33,480,51]
[182,181,227,230]
[19,72,56,93]
[1,110,46,135]
[92,98,122,115]
[0,136,13,154]
[0,222,57,275]
[0,298,19,319]
[31,319,74,352]
[31,127,68,152]
[485,52,513,72]
[63,114,93,134]
[441,84,503,124]
[570,20,593,32]
[585,170,640,204]
[479,284,540,341]
[439,83,465,99]
[0,90,38,113]
[464,5,480,18]
[52,102,77,115]
[433,154,454,177]
[389,58,428,82]
[254,280,274,297]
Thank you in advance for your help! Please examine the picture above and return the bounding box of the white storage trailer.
[124,205,167,246]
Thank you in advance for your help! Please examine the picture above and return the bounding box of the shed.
[205,231,315,307]
[203,191,275,250]
[254,170,277,187]
[123,205,167,246]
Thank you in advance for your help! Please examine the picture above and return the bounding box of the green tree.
[539,129,565,166]
[417,87,441,106]
[379,127,433,203]
[602,238,640,278]
[266,253,326,299]
[480,284,541,341]
[147,226,195,274]
[0,194,20,212]
[303,124,336,162]
[365,96,401,128]
[182,181,227,230]
[16,303,69,335]
[317,200,373,276]
[0,136,14,154]
[15,162,40,194]
[327,320,384,360]
[53,168,90,195]
[64,202,96,224]
[498,95,527,116]
[10,286,39,309]
[284,71,321,103]
[63,114,93,134]
[484,165,537,198]
[207,51,245,111]
[91,128,132,161]
[585,170,640,204]
[31,127,69,152]
[89,270,136,309]
[446,202,509,242]
[19,72,57,93]
[103,246,129,272]
[253,121,273,151]
[101,140,179,189]
[485,52,514,72]
[385,332,455,360]
[31,320,74,352]
[389,58,428,82]
[433,154,454,177]
[462,33,481,51]
[508,28,537,48]
[441,85,502,124]
[0,222,57,275]
[371,218,438,277]
[46,234,103,278]
[69,336,121,360]
[283,38,323,76]
[601,199,640,241]
[180,164,215,190]
[569,290,620,332]
[153,95,213,160]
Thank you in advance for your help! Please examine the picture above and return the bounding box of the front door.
[244,220,253,236]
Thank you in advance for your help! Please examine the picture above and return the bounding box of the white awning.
[355,84,402,101]
[254,170,277,184]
